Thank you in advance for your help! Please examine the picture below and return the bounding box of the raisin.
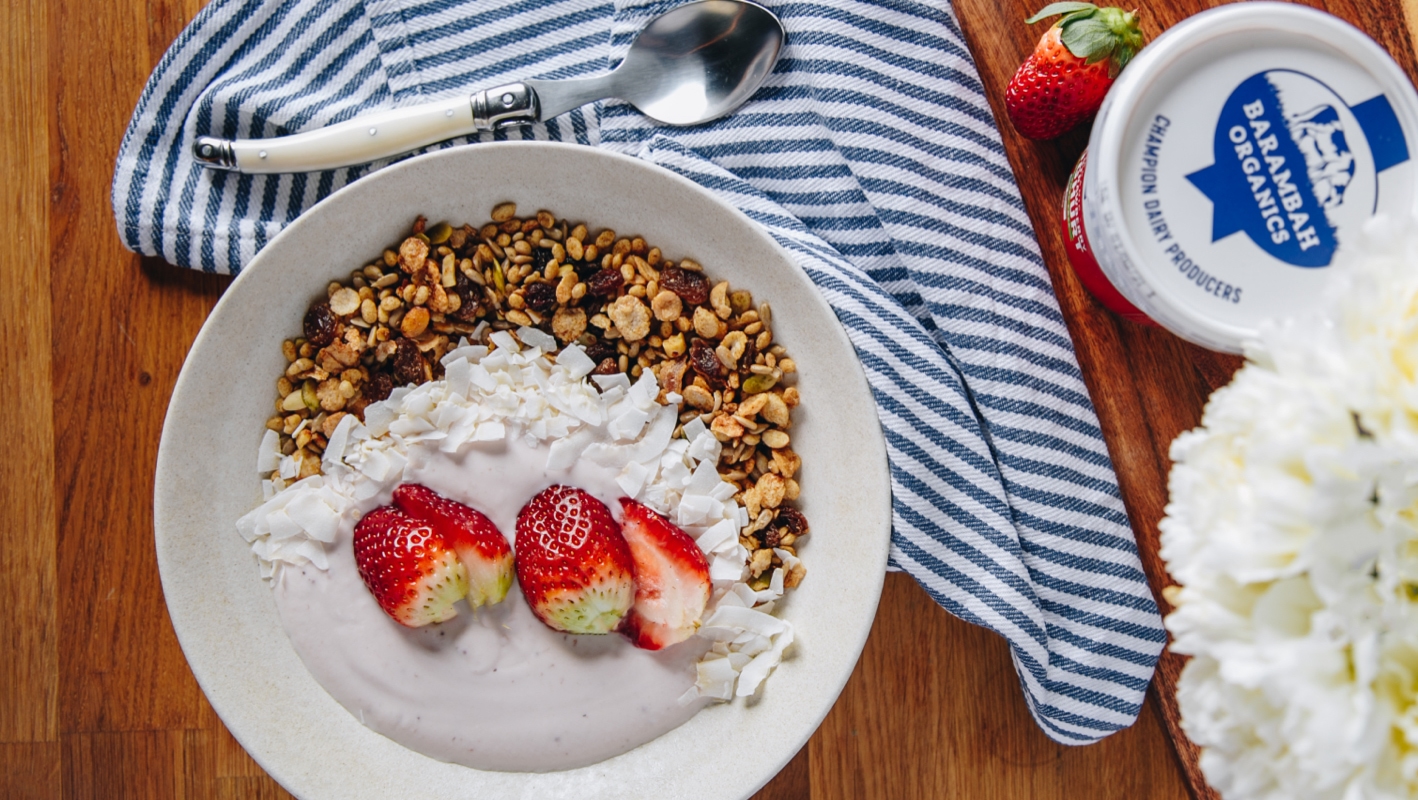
[392,338,428,385]
[451,288,483,322]
[531,246,554,272]
[689,337,724,384]
[740,337,758,371]
[523,281,556,313]
[585,342,616,363]
[593,357,620,376]
[775,507,809,536]
[304,302,338,348]
[659,266,710,305]
[363,371,394,403]
[763,528,783,548]
[585,267,625,299]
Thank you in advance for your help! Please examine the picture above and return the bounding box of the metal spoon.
[193,0,784,174]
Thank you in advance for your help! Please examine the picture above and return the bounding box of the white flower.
[1161,215,1418,800]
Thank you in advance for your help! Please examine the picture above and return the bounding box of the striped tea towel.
[112,0,1166,744]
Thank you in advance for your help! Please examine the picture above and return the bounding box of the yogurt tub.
[1062,3,1418,352]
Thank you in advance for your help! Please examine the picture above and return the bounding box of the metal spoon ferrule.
[471,83,540,131]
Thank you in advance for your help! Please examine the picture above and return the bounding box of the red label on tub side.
[1061,151,1155,325]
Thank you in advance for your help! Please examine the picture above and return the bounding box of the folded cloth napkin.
[113,0,1166,743]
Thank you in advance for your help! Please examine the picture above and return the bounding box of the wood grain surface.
[1,0,1412,797]
[950,0,1418,798]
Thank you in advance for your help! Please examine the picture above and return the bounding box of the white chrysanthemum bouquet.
[1161,216,1418,800]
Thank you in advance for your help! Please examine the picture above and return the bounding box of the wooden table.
[4,0,1414,797]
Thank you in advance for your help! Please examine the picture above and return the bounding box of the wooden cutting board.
[949,0,1418,798]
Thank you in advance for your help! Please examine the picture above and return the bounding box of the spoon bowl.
[616,0,785,125]
[194,0,785,173]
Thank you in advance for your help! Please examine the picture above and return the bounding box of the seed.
[762,430,790,449]
[742,373,778,394]
[426,221,452,244]
[595,230,616,249]
[565,237,584,261]
[536,210,555,229]
[301,379,321,412]
[491,202,517,222]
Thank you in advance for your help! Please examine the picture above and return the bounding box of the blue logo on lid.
[1186,70,1409,267]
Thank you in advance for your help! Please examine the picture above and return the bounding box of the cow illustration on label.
[1186,70,1409,267]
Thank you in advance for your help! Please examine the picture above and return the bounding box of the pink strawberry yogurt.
[272,436,710,772]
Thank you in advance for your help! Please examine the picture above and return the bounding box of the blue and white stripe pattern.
[112,0,1165,743]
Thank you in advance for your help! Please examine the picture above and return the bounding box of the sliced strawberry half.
[353,505,469,627]
[515,485,635,634]
[393,483,513,609]
[618,498,711,650]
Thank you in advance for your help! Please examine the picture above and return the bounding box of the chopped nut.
[749,548,773,578]
[762,391,790,425]
[757,473,785,509]
[663,333,686,358]
[710,412,745,440]
[762,430,790,449]
[737,392,769,418]
[785,562,806,588]
[683,384,714,410]
[315,379,347,412]
[398,237,428,272]
[771,448,801,478]
[319,411,348,437]
[608,295,652,342]
[401,307,431,338]
[551,307,587,343]
[651,290,682,321]
[693,306,722,339]
[721,329,747,362]
[710,281,731,319]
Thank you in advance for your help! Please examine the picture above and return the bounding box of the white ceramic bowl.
[154,142,891,800]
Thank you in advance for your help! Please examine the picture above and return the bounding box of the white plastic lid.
[1085,3,1418,352]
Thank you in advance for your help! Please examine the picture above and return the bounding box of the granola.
[265,205,808,590]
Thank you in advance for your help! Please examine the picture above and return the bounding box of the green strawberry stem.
[1025,2,1143,78]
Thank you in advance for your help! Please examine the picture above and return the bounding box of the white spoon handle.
[193,84,540,174]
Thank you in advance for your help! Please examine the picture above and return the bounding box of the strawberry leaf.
[1024,1,1096,24]
[1060,17,1118,62]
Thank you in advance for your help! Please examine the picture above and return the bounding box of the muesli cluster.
[265,204,807,591]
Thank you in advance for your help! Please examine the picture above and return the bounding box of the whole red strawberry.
[618,499,711,651]
[353,505,469,628]
[515,486,635,634]
[393,484,513,609]
[1005,2,1143,140]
